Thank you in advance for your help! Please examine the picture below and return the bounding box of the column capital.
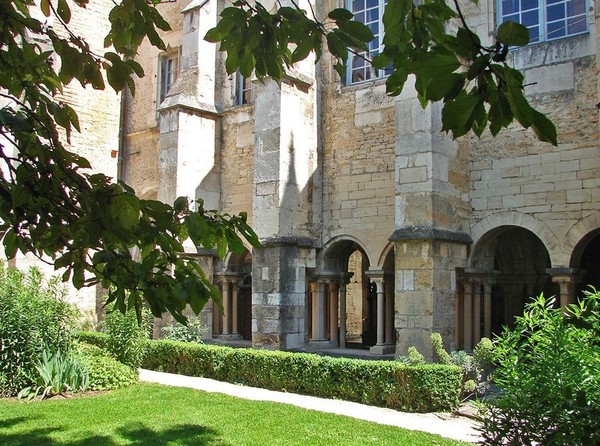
[547,267,585,283]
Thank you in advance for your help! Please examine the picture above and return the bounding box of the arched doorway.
[213,249,252,341]
[309,239,373,349]
[460,226,556,349]
[570,228,600,297]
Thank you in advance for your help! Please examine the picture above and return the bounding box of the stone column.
[310,281,327,342]
[548,268,582,309]
[483,281,493,339]
[368,272,394,355]
[473,281,482,345]
[231,280,240,336]
[339,281,347,348]
[463,278,473,351]
[221,280,230,336]
[328,281,339,346]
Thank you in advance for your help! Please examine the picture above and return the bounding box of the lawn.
[0,383,470,445]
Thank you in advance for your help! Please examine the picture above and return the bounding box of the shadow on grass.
[0,418,230,446]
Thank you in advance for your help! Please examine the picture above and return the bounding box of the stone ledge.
[389,227,472,244]
[260,236,319,248]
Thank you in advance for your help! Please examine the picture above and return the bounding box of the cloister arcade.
[457,215,600,351]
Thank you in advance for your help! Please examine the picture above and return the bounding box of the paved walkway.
[139,369,482,443]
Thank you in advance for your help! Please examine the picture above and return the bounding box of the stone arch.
[458,222,556,350]
[377,242,395,270]
[567,213,600,296]
[213,248,252,341]
[320,235,373,272]
[309,236,376,349]
[469,211,563,268]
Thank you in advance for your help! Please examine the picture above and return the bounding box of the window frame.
[158,49,180,105]
[235,71,254,106]
[346,0,390,85]
[497,0,588,44]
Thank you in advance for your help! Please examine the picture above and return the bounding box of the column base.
[370,344,395,355]
[219,334,243,341]
[308,339,334,348]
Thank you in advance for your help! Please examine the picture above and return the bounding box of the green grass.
[0,383,470,445]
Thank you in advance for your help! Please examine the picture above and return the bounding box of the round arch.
[319,235,373,272]
[469,212,563,268]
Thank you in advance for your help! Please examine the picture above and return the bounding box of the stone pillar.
[368,272,394,355]
[310,281,327,341]
[156,0,220,282]
[339,281,347,348]
[392,95,471,357]
[328,281,339,346]
[221,280,230,335]
[483,282,492,339]
[473,281,482,345]
[231,280,240,336]
[250,56,317,350]
[463,278,473,351]
[548,268,582,309]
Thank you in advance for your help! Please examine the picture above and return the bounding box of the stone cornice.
[389,227,472,244]
[260,236,319,248]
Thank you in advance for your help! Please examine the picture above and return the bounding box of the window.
[499,0,587,43]
[235,71,254,106]
[159,51,179,104]
[347,0,391,85]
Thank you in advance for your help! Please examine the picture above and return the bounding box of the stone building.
[119,0,599,357]
[2,2,122,319]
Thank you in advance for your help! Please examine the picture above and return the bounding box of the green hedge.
[76,331,109,349]
[142,340,461,412]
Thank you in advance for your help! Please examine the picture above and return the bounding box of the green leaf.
[328,8,354,21]
[531,108,558,145]
[497,21,530,47]
[441,91,481,135]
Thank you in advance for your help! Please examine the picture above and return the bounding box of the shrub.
[480,292,600,445]
[18,347,89,400]
[75,342,137,391]
[142,340,462,412]
[103,307,150,368]
[0,264,76,397]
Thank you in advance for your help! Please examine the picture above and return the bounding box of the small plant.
[407,346,425,365]
[18,348,89,400]
[430,333,490,399]
[104,305,150,368]
[161,316,206,343]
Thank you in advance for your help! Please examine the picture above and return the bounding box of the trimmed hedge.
[142,340,461,412]
[76,331,109,349]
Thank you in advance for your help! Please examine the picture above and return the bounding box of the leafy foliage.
[104,305,150,368]
[481,292,600,445]
[430,333,491,399]
[142,340,462,412]
[18,347,89,400]
[0,0,260,325]
[207,0,556,144]
[75,342,137,391]
[161,315,207,343]
[0,263,75,397]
